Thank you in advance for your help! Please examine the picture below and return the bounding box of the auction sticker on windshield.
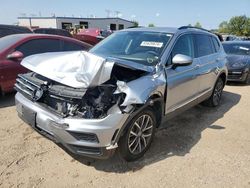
[140,41,163,48]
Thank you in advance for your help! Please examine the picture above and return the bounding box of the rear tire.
[118,108,156,161]
[203,77,224,107]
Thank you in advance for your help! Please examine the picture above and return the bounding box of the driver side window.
[167,34,194,65]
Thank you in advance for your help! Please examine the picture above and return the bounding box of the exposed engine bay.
[15,64,147,119]
[15,51,166,119]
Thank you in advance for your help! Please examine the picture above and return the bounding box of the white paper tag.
[140,41,163,48]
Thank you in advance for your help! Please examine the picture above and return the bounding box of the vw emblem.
[32,88,43,101]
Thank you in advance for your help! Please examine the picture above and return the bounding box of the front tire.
[203,77,224,107]
[118,108,156,161]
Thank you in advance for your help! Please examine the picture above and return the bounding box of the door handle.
[195,64,200,70]
[216,57,223,62]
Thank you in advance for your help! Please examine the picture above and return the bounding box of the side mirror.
[7,51,24,61]
[172,54,192,67]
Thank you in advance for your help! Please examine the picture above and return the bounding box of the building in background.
[18,17,135,31]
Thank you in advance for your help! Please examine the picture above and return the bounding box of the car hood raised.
[21,51,153,88]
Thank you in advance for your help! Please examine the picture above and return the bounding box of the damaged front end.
[15,51,167,158]
[15,51,164,119]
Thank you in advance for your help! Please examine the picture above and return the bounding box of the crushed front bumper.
[15,92,129,159]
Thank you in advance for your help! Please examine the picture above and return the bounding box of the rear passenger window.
[63,41,86,51]
[194,35,214,57]
[211,37,220,52]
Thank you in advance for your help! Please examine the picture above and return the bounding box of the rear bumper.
[227,68,249,82]
[15,92,129,159]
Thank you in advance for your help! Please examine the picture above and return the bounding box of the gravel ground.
[0,84,249,188]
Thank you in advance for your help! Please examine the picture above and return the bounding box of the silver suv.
[15,26,228,161]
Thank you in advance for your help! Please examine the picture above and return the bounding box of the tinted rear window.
[194,34,214,57]
[63,41,87,51]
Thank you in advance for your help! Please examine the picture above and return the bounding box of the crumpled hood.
[21,51,154,88]
[226,55,250,68]
[21,51,115,88]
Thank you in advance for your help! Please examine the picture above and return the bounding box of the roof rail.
[178,26,210,33]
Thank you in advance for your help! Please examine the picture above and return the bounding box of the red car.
[0,34,91,94]
[73,28,112,45]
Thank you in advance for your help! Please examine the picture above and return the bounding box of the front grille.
[15,73,82,116]
[228,71,243,80]
[68,131,99,143]
[15,74,40,99]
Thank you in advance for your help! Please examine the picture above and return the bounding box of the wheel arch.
[218,72,227,86]
[115,93,164,144]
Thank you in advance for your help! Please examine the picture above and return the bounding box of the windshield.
[223,43,250,56]
[90,31,172,66]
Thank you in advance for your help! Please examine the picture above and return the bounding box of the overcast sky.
[1,0,250,29]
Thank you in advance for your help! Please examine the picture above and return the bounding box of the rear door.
[194,34,219,94]
[165,34,200,113]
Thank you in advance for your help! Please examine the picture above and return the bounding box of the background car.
[73,28,113,45]
[0,24,32,38]
[223,41,250,84]
[33,28,72,38]
[0,34,91,94]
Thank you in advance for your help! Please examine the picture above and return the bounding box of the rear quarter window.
[211,37,221,52]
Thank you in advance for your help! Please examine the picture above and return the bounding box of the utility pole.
[105,9,111,18]
[115,11,121,18]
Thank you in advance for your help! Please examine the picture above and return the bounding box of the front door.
[165,34,200,114]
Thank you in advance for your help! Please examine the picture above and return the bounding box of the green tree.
[194,22,202,28]
[219,15,250,36]
[244,18,250,36]
[132,21,139,27]
[218,21,229,33]
[228,15,249,36]
[148,23,155,27]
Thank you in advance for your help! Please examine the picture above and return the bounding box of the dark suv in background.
[223,41,250,84]
[15,26,227,161]
[0,24,32,38]
[33,28,72,38]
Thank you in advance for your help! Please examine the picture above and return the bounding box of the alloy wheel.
[128,114,154,155]
[213,79,224,106]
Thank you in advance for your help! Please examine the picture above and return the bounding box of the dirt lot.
[0,84,249,188]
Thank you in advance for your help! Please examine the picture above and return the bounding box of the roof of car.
[1,33,88,43]
[121,26,214,36]
[2,33,70,39]
[122,27,178,33]
[0,33,92,48]
[222,41,250,44]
